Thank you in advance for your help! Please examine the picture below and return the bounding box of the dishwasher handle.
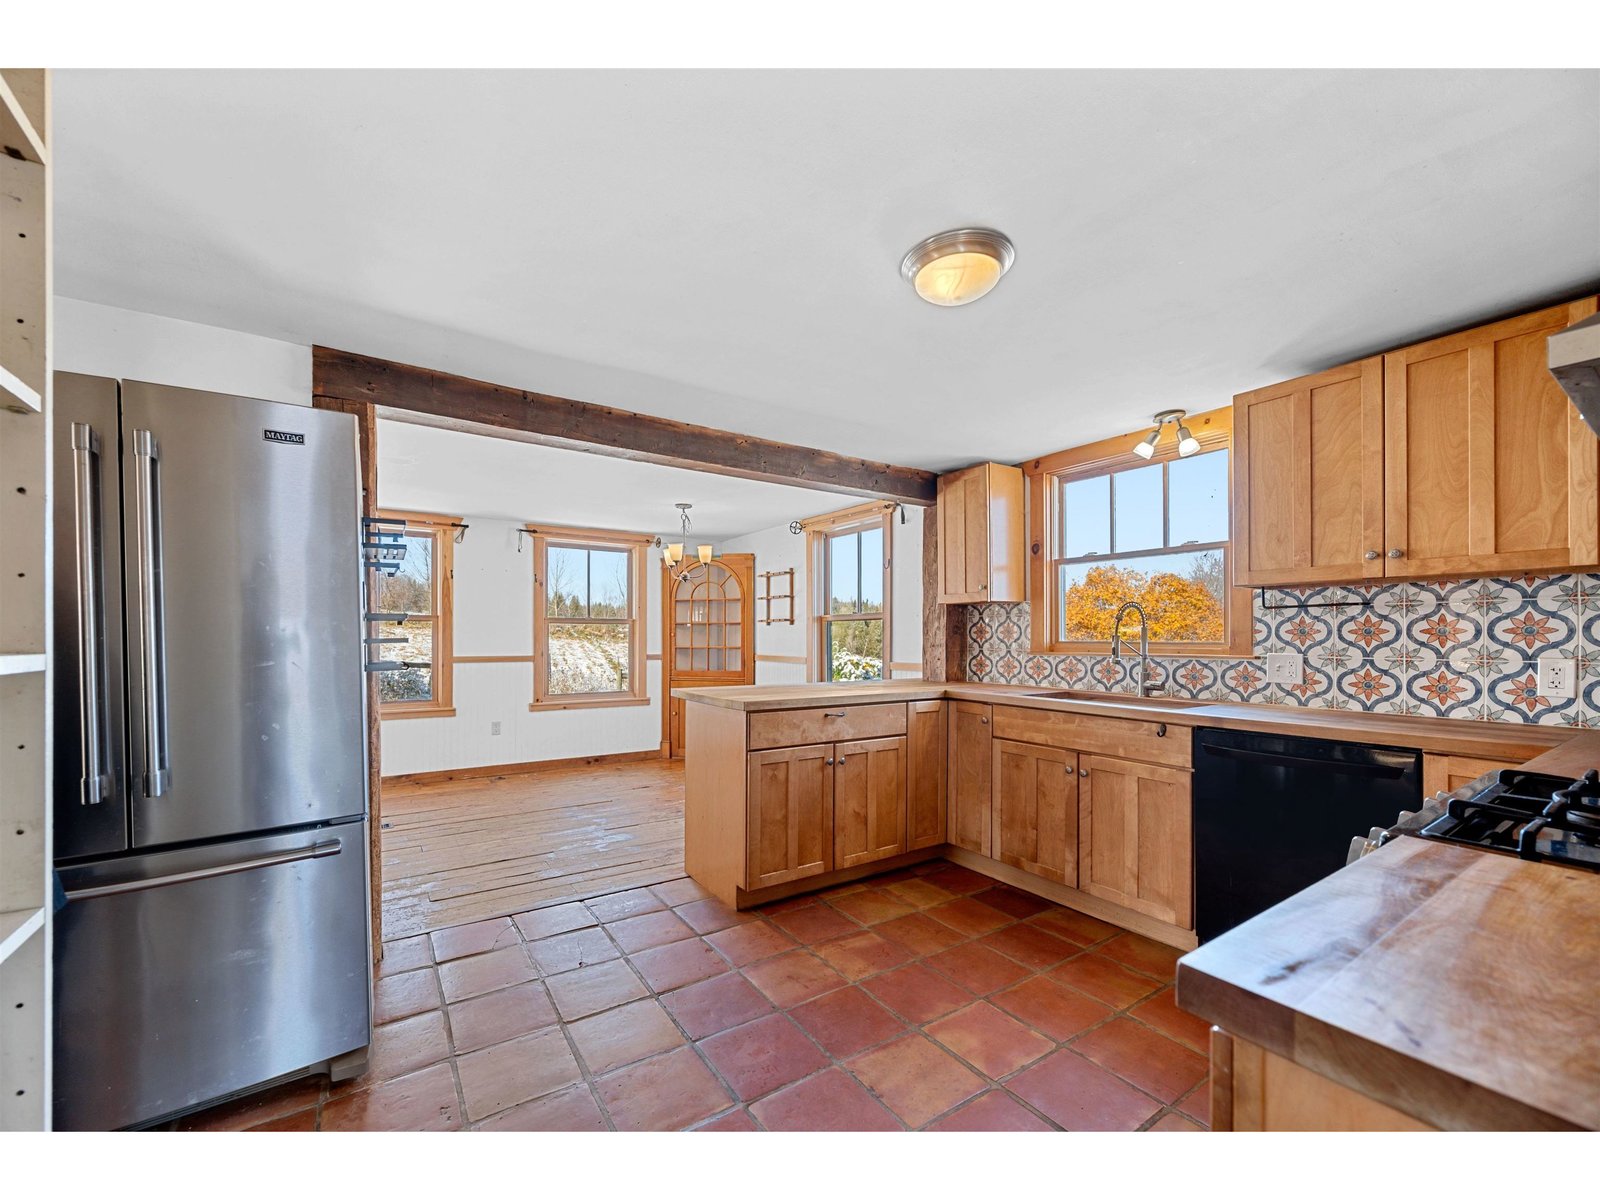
[1197,741,1416,778]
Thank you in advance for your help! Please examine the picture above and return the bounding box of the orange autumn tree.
[1062,562,1224,642]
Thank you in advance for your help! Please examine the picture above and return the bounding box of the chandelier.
[657,503,713,578]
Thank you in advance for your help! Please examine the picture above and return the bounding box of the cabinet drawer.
[991,705,1191,768]
[749,702,908,750]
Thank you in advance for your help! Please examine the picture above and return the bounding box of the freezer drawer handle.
[62,839,344,901]
[133,430,172,798]
[71,422,113,805]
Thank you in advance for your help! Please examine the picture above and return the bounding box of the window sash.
[376,512,457,718]
[530,528,648,707]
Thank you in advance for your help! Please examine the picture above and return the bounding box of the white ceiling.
[376,418,852,539]
[53,69,1600,473]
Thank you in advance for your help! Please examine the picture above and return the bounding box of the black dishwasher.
[1193,727,1422,942]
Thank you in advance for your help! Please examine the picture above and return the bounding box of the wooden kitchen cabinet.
[1078,754,1193,929]
[937,462,1025,603]
[906,699,947,850]
[1233,357,1385,585]
[834,736,908,870]
[992,739,1078,886]
[947,701,993,855]
[746,743,834,890]
[1422,753,1522,799]
[1384,298,1600,578]
[1232,297,1600,585]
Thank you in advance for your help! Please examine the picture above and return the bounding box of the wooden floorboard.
[379,757,686,939]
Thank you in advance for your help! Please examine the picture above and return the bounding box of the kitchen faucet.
[1110,601,1162,697]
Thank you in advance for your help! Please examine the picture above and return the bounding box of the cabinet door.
[1233,357,1385,585]
[834,736,908,870]
[746,744,834,891]
[1384,298,1600,577]
[906,699,947,850]
[992,740,1078,885]
[938,466,986,602]
[947,701,993,855]
[1078,755,1192,929]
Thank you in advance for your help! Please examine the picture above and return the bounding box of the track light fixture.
[1133,410,1200,460]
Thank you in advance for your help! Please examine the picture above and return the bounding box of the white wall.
[55,296,311,404]
[721,505,924,685]
[377,516,666,777]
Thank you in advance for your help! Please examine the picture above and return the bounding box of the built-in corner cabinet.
[1235,298,1600,587]
[0,67,51,1131]
[936,463,1026,604]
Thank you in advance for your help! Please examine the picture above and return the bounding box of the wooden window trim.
[1022,408,1250,658]
[377,508,458,720]
[805,503,895,682]
[529,524,650,711]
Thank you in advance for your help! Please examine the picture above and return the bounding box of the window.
[375,510,456,719]
[1027,409,1248,656]
[804,503,894,682]
[530,526,649,709]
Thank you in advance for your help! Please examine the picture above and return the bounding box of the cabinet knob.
[1078,768,1089,778]
[1388,548,1404,559]
[1364,550,1380,561]
[826,757,835,765]
[979,716,989,724]
[979,583,988,590]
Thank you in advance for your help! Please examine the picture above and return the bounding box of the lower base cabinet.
[1078,754,1193,929]
[746,744,835,890]
[948,701,993,855]
[834,736,908,870]
[992,739,1078,886]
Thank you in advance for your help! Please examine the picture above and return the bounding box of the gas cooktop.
[1417,768,1600,872]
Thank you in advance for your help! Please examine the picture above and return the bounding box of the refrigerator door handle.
[62,838,343,901]
[71,422,113,806]
[133,429,171,798]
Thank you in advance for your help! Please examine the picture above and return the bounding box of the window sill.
[381,706,458,721]
[529,696,651,713]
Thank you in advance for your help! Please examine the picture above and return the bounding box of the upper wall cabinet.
[1233,297,1600,587]
[1234,357,1385,586]
[937,462,1025,604]
[1385,299,1599,578]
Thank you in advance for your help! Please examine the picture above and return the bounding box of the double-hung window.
[1030,413,1246,656]
[806,504,893,682]
[375,510,457,719]
[530,526,649,709]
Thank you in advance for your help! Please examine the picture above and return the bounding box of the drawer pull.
[822,710,847,718]
[1156,723,1167,737]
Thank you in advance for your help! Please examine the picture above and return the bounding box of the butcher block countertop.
[672,679,1577,760]
[1176,733,1600,1131]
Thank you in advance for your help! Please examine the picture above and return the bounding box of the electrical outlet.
[490,720,503,736]
[1538,657,1575,700]
[1266,653,1302,686]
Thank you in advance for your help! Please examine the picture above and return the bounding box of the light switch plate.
[1538,657,1575,700]
[1266,653,1302,686]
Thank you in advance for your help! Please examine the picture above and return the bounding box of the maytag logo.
[263,429,305,445]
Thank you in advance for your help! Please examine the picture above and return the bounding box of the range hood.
[1550,312,1600,437]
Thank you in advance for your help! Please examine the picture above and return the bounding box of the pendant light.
[657,503,713,577]
[1133,410,1201,460]
[900,228,1015,307]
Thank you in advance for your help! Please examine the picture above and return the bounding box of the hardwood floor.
[380,758,686,939]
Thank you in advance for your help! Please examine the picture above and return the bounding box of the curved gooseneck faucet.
[1109,601,1159,698]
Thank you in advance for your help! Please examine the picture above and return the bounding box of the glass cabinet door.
[673,561,745,675]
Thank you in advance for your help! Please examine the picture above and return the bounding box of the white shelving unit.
[0,66,52,1132]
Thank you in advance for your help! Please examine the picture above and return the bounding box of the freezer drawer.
[52,821,371,1131]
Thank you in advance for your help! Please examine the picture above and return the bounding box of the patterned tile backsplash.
[963,574,1600,727]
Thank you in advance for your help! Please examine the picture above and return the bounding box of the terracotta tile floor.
[169,861,1210,1132]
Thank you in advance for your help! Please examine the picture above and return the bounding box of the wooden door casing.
[1078,755,1193,929]
[906,699,947,850]
[745,743,834,890]
[1233,357,1385,585]
[833,736,908,870]
[992,739,1078,886]
[1383,298,1600,578]
[947,701,993,855]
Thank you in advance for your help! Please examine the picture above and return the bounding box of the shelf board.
[0,906,44,967]
[0,362,42,414]
[0,653,46,676]
[0,75,46,165]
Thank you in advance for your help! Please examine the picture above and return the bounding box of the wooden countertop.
[672,680,1576,760]
[1176,733,1600,1131]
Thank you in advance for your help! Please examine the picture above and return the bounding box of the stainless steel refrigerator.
[50,373,371,1131]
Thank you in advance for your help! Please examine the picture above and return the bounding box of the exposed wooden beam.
[312,346,937,505]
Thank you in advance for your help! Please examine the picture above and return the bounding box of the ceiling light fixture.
[1133,410,1201,460]
[900,228,1015,307]
[656,503,713,578]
